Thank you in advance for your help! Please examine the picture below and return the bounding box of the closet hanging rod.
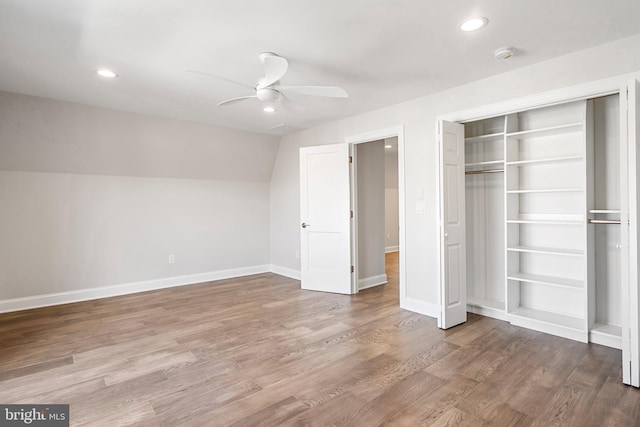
[588,219,621,225]
[465,169,504,175]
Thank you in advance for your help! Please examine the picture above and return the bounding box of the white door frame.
[435,73,638,386]
[345,126,406,301]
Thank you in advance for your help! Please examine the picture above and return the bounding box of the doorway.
[298,126,405,304]
[353,138,399,295]
[347,126,406,306]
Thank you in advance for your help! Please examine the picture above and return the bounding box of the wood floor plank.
[228,396,309,427]
[430,406,486,427]
[337,371,445,426]
[533,383,598,427]
[0,252,638,426]
[0,355,74,381]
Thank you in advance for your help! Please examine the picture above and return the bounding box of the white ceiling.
[1,0,640,135]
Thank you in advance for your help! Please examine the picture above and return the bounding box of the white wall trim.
[437,73,634,124]
[358,274,387,291]
[345,126,405,144]
[401,297,439,319]
[0,265,270,314]
[269,264,301,280]
[590,329,623,350]
[385,246,399,253]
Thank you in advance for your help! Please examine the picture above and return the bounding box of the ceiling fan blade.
[277,93,306,113]
[257,53,288,90]
[217,95,258,106]
[185,69,254,90]
[275,85,348,98]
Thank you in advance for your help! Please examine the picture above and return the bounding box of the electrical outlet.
[168,254,175,264]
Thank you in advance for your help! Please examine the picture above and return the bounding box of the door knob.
[444,233,448,238]
[302,223,311,228]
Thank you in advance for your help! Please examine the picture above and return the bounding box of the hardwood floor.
[1,251,639,426]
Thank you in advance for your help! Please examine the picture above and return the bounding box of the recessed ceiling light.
[263,105,276,113]
[385,145,392,149]
[96,69,118,78]
[460,17,488,32]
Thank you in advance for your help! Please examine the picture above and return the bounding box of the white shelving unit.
[460,95,624,347]
[504,100,591,342]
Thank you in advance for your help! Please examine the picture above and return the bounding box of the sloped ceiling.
[1,0,640,135]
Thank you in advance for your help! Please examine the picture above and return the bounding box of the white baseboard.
[589,329,623,350]
[385,246,399,253]
[467,304,509,322]
[269,264,301,280]
[358,274,387,291]
[0,265,270,314]
[401,297,440,319]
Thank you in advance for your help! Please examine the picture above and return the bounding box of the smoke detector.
[494,46,516,60]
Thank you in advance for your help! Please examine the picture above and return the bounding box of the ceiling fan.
[186,52,348,110]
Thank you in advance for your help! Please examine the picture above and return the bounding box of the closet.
[439,79,640,386]
[445,94,625,347]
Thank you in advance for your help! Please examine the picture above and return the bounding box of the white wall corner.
[0,265,271,314]
[269,264,301,280]
[358,274,388,291]
[400,297,440,319]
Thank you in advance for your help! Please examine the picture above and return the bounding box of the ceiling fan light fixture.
[263,105,276,113]
[460,17,488,32]
[96,68,118,78]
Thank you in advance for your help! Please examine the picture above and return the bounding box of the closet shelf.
[465,160,504,167]
[506,156,583,166]
[506,122,583,139]
[588,219,621,225]
[507,272,583,290]
[509,307,585,331]
[465,132,504,143]
[507,245,584,257]
[589,209,621,214]
[506,188,583,194]
[507,218,583,225]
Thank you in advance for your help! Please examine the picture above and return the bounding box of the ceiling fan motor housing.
[256,88,279,102]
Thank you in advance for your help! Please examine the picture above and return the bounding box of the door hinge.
[351,265,354,273]
[350,210,353,219]
[349,156,353,163]
[625,87,629,112]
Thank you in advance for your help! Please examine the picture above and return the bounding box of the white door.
[300,144,353,294]
[438,121,467,329]
[438,120,467,329]
[623,79,640,386]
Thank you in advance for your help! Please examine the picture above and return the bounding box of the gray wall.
[0,91,279,302]
[356,140,386,283]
